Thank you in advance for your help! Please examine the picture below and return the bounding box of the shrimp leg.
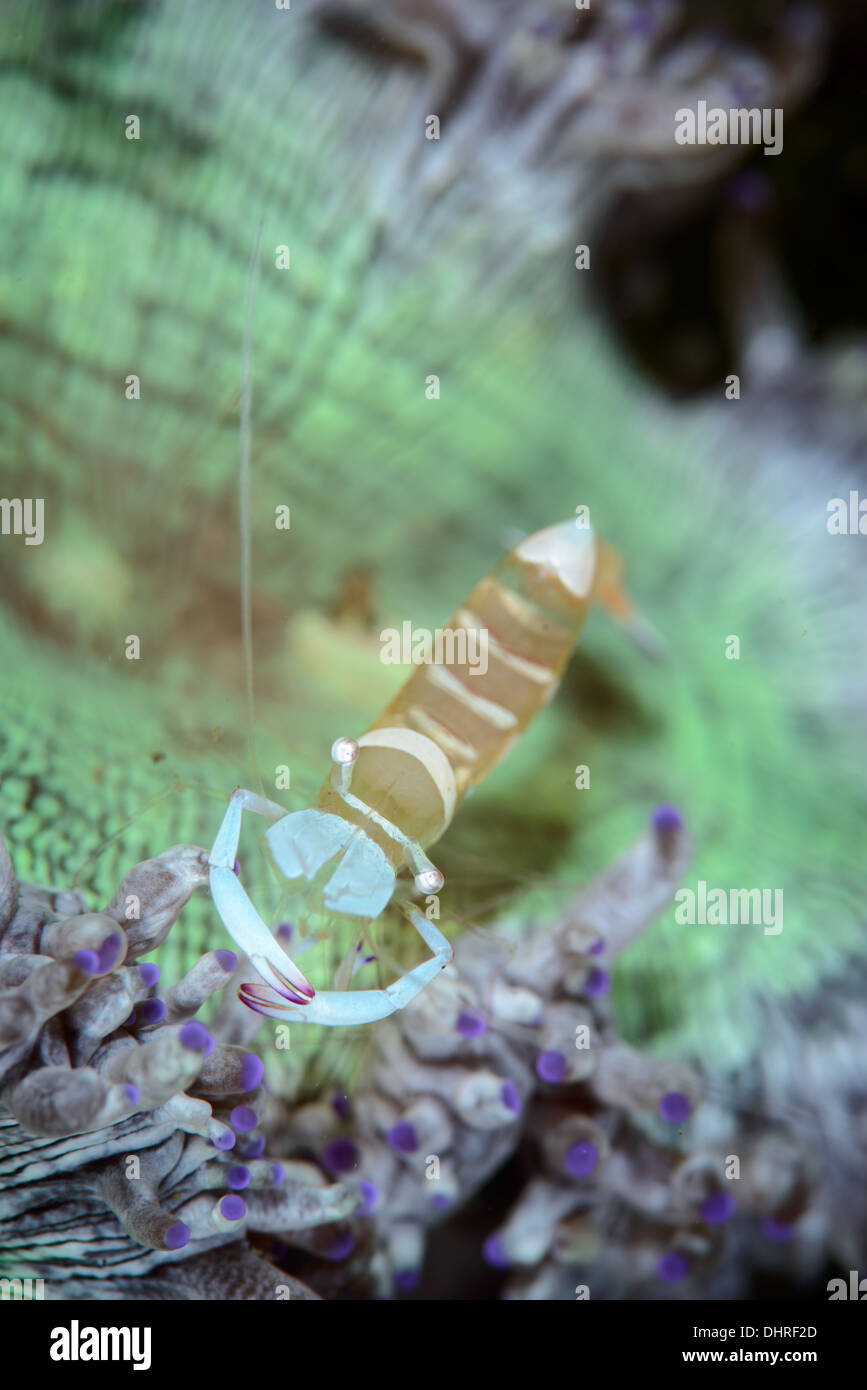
[238,901,453,1025]
[208,788,316,1007]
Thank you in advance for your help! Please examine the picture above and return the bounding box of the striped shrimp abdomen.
[318,520,622,864]
[331,521,613,852]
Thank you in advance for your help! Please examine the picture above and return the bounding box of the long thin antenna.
[240,218,265,796]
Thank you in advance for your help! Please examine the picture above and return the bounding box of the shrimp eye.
[415,868,444,895]
[331,737,359,765]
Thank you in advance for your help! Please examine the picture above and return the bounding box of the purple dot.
[96,933,122,973]
[324,1138,358,1173]
[387,1122,418,1154]
[536,1050,568,1084]
[457,1009,488,1039]
[726,170,772,214]
[276,923,293,944]
[482,1233,510,1269]
[164,1222,190,1250]
[701,1190,736,1225]
[761,1218,793,1244]
[357,1180,378,1215]
[393,1269,420,1292]
[138,998,166,1026]
[532,15,563,38]
[565,1141,598,1178]
[233,859,240,876]
[123,1011,137,1029]
[220,1194,246,1221]
[73,949,99,975]
[500,1080,521,1115]
[215,949,238,973]
[584,967,610,998]
[230,1106,257,1133]
[242,1134,266,1160]
[627,8,655,36]
[331,1089,351,1119]
[652,804,682,833]
[122,1083,140,1105]
[430,1193,451,1210]
[270,1162,285,1186]
[226,1165,251,1190]
[179,1020,212,1053]
[211,1130,236,1151]
[659,1091,692,1124]
[327,1231,355,1261]
[589,938,606,957]
[785,5,823,42]
[139,962,160,987]
[240,1052,264,1092]
[657,1251,689,1283]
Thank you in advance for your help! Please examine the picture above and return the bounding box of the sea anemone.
[0,834,358,1300]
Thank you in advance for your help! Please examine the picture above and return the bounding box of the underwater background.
[0,0,865,1300]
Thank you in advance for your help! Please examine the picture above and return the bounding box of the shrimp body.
[207,518,636,1025]
[318,518,625,853]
